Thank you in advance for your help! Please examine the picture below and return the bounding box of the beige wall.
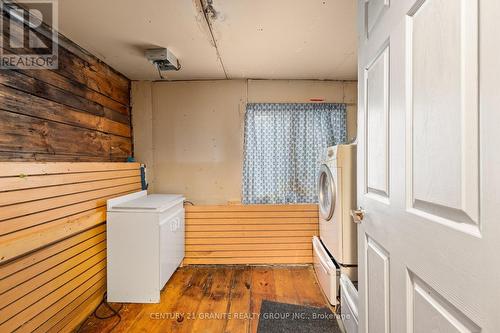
[131,81,155,188]
[132,79,357,204]
[248,80,357,140]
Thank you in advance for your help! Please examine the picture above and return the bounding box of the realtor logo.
[0,0,58,69]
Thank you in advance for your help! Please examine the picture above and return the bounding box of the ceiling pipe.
[195,0,228,79]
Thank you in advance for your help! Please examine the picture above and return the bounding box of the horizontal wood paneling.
[0,9,131,162]
[0,111,132,161]
[0,161,140,177]
[11,69,129,115]
[185,217,318,224]
[185,236,313,245]
[2,15,130,107]
[39,284,105,333]
[0,176,140,206]
[186,205,318,212]
[0,168,139,191]
[184,257,314,265]
[0,182,140,221]
[1,198,112,239]
[186,211,318,219]
[0,85,130,137]
[0,224,105,280]
[186,243,313,251]
[184,204,319,265]
[185,224,317,231]
[0,162,141,332]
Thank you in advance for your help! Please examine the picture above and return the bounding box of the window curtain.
[242,103,347,204]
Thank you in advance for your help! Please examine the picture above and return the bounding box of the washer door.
[318,164,336,221]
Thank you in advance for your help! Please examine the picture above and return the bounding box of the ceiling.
[57,0,357,81]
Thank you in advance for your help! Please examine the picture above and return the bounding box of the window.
[242,103,347,204]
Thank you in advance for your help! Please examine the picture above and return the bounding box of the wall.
[135,80,247,198]
[0,162,142,332]
[130,81,154,187]
[184,204,318,265]
[0,8,134,332]
[0,11,132,161]
[132,79,357,204]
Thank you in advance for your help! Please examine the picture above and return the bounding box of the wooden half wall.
[0,9,132,162]
[0,162,141,332]
[184,204,319,265]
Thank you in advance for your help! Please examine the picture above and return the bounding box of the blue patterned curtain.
[242,103,347,204]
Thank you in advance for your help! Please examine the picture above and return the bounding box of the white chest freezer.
[106,190,185,303]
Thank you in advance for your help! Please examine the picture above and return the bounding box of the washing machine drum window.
[318,164,336,220]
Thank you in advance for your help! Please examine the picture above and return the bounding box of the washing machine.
[313,143,357,306]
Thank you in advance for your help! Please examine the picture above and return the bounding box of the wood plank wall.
[184,204,319,265]
[0,9,132,162]
[0,162,142,332]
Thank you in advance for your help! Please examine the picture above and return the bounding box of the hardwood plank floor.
[77,265,330,333]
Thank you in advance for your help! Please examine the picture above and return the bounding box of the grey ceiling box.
[145,48,181,78]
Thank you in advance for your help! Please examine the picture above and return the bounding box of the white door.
[357,0,500,332]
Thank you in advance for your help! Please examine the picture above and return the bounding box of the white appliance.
[312,236,340,304]
[106,190,185,303]
[340,274,359,333]
[313,144,357,306]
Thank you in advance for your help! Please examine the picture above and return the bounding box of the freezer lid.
[109,193,184,212]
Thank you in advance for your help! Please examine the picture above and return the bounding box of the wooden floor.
[77,265,330,333]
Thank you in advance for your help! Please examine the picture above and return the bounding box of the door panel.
[366,236,390,333]
[357,0,500,332]
[407,0,479,230]
[408,272,480,333]
[365,44,390,199]
[366,0,390,37]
